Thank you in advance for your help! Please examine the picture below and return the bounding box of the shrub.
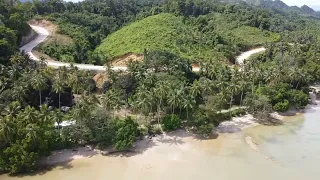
[197,124,214,138]
[115,117,138,150]
[152,124,163,134]
[273,100,290,112]
[162,114,181,131]
[290,90,310,109]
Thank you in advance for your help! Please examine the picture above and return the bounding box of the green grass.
[95,13,216,61]
[231,26,280,46]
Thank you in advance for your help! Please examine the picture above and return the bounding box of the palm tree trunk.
[157,104,160,125]
[240,89,244,107]
[59,93,61,109]
[251,79,255,96]
[186,108,189,119]
[230,95,233,109]
[70,89,73,102]
[39,90,42,106]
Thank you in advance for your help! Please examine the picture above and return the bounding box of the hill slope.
[95,13,216,61]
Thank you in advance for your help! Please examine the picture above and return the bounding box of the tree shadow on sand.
[12,147,99,178]
[106,131,187,157]
[106,129,219,157]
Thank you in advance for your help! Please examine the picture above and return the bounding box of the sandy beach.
[42,90,320,166]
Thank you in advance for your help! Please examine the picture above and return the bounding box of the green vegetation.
[95,13,216,60]
[231,26,280,46]
[162,114,182,132]
[0,1,32,64]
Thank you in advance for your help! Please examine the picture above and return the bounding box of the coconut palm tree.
[26,123,39,145]
[12,80,28,104]
[2,101,21,117]
[72,100,91,123]
[53,78,64,109]
[53,109,64,132]
[289,66,306,89]
[238,71,247,106]
[183,94,196,119]
[190,79,202,97]
[168,88,181,114]
[0,115,15,143]
[228,70,241,109]
[31,71,48,106]
[155,81,168,123]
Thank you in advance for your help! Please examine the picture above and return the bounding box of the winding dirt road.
[236,47,266,65]
[20,25,126,71]
[20,25,265,71]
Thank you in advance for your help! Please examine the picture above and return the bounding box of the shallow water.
[243,105,320,178]
[2,106,320,180]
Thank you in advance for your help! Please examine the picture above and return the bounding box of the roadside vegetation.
[0,0,320,175]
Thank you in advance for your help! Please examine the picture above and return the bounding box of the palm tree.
[228,70,240,109]
[12,81,28,103]
[183,94,195,119]
[102,88,123,118]
[31,71,48,106]
[289,66,306,89]
[53,109,64,132]
[135,86,153,117]
[39,104,53,125]
[23,106,37,124]
[26,123,39,145]
[53,77,64,109]
[2,101,21,117]
[190,79,202,97]
[239,71,247,106]
[155,81,168,124]
[72,100,91,123]
[69,65,81,95]
[0,115,15,143]
[168,88,181,114]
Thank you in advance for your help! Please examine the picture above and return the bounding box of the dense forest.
[0,0,319,175]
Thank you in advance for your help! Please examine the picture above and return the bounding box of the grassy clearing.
[231,26,280,46]
[95,13,217,61]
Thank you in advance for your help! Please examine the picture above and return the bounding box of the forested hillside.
[0,1,34,64]
[24,0,320,65]
[1,0,320,175]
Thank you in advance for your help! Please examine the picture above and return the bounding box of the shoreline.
[243,91,320,155]
[40,92,320,167]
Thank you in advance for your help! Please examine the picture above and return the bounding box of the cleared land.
[95,13,216,61]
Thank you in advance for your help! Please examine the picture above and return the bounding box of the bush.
[273,100,290,112]
[115,117,138,151]
[231,108,246,117]
[290,90,310,109]
[152,124,163,134]
[197,123,214,138]
[162,114,181,131]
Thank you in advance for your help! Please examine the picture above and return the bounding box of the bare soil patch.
[93,73,109,89]
[111,53,144,66]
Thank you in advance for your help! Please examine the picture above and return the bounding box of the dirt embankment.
[111,53,144,66]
